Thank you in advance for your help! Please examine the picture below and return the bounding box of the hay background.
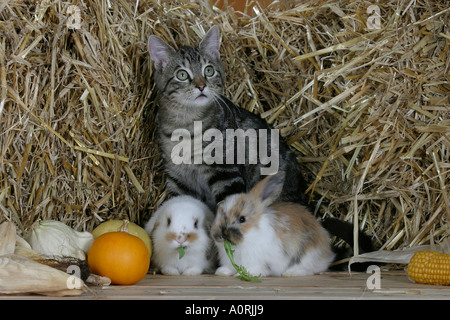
[0,0,448,251]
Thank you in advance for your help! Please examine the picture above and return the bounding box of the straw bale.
[0,0,448,251]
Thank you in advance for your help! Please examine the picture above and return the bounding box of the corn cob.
[407,251,450,285]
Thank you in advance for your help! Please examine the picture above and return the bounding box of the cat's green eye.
[176,69,189,81]
[204,65,215,77]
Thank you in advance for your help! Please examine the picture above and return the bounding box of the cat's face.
[148,26,225,109]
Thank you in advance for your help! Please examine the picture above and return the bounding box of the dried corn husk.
[348,237,450,272]
[13,235,43,261]
[0,254,86,296]
[0,221,16,255]
[0,221,86,296]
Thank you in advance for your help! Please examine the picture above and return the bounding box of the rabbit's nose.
[222,227,243,244]
[176,233,186,243]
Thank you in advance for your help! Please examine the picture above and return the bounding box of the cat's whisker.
[212,94,234,117]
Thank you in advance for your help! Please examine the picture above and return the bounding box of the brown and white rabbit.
[145,195,217,275]
[210,171,335,277]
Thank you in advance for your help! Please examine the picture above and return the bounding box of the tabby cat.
[148,26,306,210]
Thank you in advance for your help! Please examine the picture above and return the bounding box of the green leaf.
[224,240,261,283]
[178,246,187,259]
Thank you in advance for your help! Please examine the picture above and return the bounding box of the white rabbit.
[145,195,216,275]
[210,171,335,277]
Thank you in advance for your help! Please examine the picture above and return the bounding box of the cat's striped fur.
[148,26,307,210]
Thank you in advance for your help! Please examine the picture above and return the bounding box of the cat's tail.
[321,217,377,271]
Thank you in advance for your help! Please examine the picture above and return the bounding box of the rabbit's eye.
[239,216,246,223]
[194,219,199,229]
[167,217,171,226]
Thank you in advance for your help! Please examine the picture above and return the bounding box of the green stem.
[224,240,261,283]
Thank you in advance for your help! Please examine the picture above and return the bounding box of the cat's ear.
[199,25,220,60]
[148,36,176,70]
[251,171,285,207]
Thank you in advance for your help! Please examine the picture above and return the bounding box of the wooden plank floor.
[4,271,449,300]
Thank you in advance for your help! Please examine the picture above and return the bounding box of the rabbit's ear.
[144,212,159,234]
[251,171,285,207]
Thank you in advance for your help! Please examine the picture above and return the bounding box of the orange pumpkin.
[88,231,150,285]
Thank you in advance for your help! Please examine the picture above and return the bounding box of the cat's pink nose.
[193,77,206,92]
